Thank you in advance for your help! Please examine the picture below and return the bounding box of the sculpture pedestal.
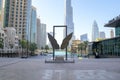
[55,56,64,61]
[45,57,75,63]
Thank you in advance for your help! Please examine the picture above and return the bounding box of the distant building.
[99,31,106,39]
[37,18,41,49]
[0,0,5,27]
[92,20,99,41]
[64,0,74,47]
[88,15,120,58]
[30,6,37,43]
[110,29,114,38]
[71,40,81,53]
[3,0,32,40]
[39,23,46,48]
[80,34,88,41]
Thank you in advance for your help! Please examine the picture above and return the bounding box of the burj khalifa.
[64,0,74,36]
[64,0,74,46]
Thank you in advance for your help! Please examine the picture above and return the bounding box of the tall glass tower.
[64,0,74,47]
[92,20,99,41]
[64,0,74,36]
[30,6,37,43]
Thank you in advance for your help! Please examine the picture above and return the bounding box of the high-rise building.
[0,0,3,27]
[92,20,99,41]
[30,6,37,43]
[99,31,106,39]
[80,34,88,41]
[64,0,74,47]
[37,18,41,49]
[110,29,114,38]
[39,23,46,48]
[3,0,31,40]
[0,0,5,27]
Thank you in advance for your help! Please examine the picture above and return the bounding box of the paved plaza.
[0,56,120,80]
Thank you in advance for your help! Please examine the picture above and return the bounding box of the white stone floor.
[0,57,120,80]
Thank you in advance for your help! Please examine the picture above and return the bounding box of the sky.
[32,0,120,44]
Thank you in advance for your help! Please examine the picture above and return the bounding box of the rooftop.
[104,15,120,27]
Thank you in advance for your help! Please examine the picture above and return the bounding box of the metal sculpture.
[48,32,73,49]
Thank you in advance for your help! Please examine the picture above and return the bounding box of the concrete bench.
[55,56,64,61]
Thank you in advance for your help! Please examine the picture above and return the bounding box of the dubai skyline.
[32,0,120,42]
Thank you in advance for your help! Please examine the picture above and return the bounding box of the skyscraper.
[64,0,74,47]
[64,0,74,36]
[0,0,5,27]
[92,20,99,41]
[37,18,41,49]
[0,0,3,27]
[39,23,46,48]
[3,0,31,40]
[99,31,106,39]
[30,6,37,43]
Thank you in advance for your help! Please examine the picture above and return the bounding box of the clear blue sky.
[32,0,120,43]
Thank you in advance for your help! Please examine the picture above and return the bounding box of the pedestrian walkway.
[0,58,22,67]
[0,56,120,80]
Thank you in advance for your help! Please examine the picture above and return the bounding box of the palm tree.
[0,37,4,49]
[28,42,37,56]
[45,45,49,53]
[41,46,44,50]
[19,39,27,48]
[78,43,84,56]
[83,41,88,54]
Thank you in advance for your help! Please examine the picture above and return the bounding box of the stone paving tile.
[0,57,120,80]
[0,69,119,80]
[0,58,23,67]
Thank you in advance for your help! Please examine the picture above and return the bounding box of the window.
[2,34,4,37]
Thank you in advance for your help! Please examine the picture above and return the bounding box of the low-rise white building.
[4,27,19,49]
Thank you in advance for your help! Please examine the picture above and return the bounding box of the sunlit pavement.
[0,55,120,80]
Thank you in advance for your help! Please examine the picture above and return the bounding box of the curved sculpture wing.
[48,33,59,49]
[61,32,73,49]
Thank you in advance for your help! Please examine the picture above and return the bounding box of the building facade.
[110,29,114,38]
[37,18,41,49]
[30,6,37,43]
[71,40,81,53]
[91,37,120,57]
[80,34,88,41]
[88,15,120,58]
[0,0,5,27]
[92,21,99,41]
[99,31,106,39]
[3,0,32,40]
[105,15,120,37]
[39,23,46,48]
[64,0,74,47]
[115,27,120,37]
[4,27,19,49]
[0,0,3,27]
